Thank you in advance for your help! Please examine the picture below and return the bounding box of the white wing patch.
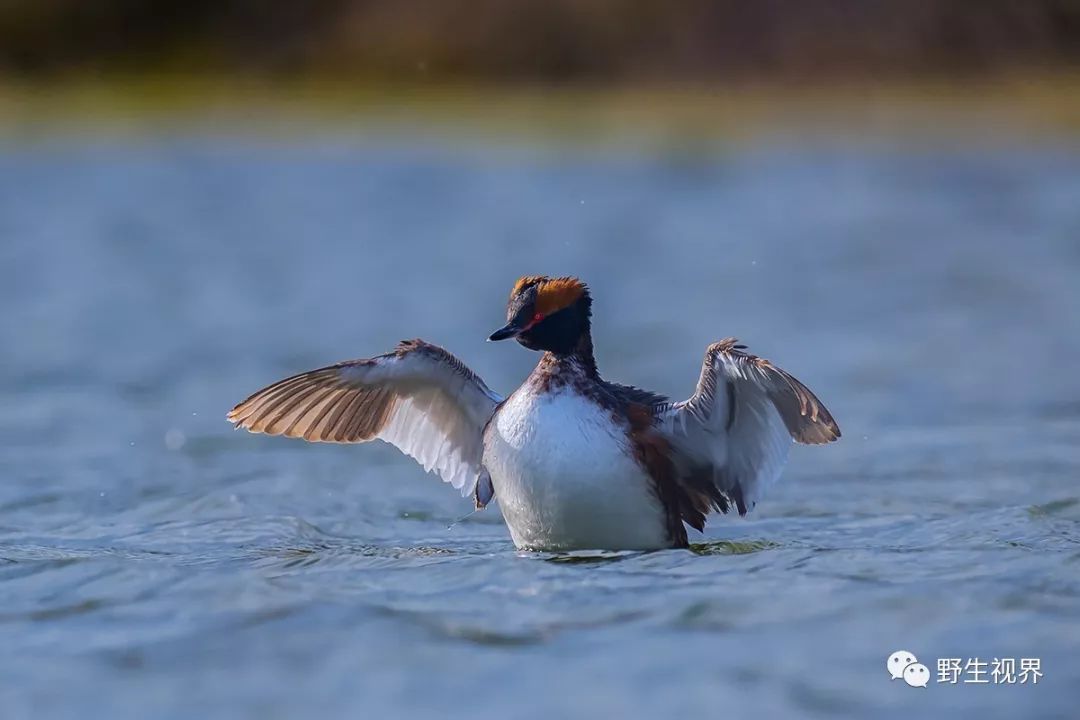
[227,339,502,497]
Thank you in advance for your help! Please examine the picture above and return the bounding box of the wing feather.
[659,338,839,516]
[227,339,502,495]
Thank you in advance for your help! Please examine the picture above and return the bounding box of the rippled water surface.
[1,132,1079,719]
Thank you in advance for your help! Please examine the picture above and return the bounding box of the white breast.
[483,386,671,551]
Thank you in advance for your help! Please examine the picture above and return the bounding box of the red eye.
[532,312,544,323]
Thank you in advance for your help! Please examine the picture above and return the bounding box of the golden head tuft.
[510,276,588,316]
[509,275,546,300]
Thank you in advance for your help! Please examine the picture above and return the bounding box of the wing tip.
[792,413,842,445]
[709,337,748,355]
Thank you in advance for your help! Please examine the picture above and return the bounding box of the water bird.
[227,276,839,550]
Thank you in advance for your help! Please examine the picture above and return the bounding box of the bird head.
[488,275,592,355]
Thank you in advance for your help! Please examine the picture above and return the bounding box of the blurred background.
[1,3,1079,720]
[2,0,1080,135]
[2,0,1079,80]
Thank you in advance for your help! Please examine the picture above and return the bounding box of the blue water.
[1,132,1078,719]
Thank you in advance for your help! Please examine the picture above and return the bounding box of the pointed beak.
[487,323,520,342]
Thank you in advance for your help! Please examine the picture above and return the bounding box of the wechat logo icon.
[888,650,929,688]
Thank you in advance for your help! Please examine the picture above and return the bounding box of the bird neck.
[545,324,597,377]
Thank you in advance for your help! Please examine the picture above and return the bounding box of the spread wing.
[226,339,502,496]
[658,338,839,516]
